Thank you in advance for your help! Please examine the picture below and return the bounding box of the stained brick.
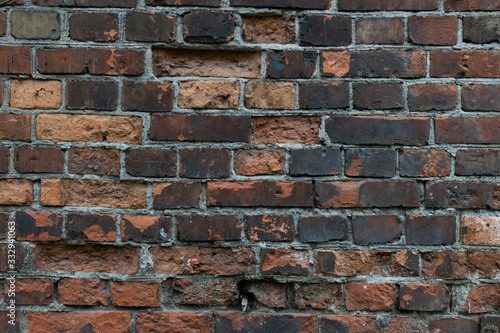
[137,312,212,333]
[430,317,480,333]
[353,83,404,109]
[461,85,500,111]
[126,12,175,42]
[179,81,239,109]
[298,216,347,243]
[400,149,451,177]
[125,148,176,177]
[261,249,310,276]
[11,11,60,40]
[431,50,500,78]
[177,215,241,241]
[345,148,397,178]
[121,215,172,243]
[122,81,173,111]
[339,0,438,10]
[15,211,62,241]
[422,251,500,279]
[290,149,341,176]
[461,215,500,246]
[481,317,500,333]
[399,284,449,312]
[463,17,500,43]
[58,278,108,306]
[0,12,6,37]
[356,18,404,44]
[0,114,30,141]
[68,147,120,176]
[425,182,498,209]
[183,11,234,43]
[406,215,456,245]
[455,285,500,314]
[0,46,30,74]
[215,312,316,333]
[231,0,330,9]
[242,15,295,44]
[66,80,118,110]
[70,12,119,42]
[408,84,458,111]
[66,213,117,242]
[0,147,7,174]
[234,149,285,176]
[27,312,131,333]
[408,16,458,45]
[245,215,294,242]
[455,150,500,176]
[299,15,351,46]
[147,0,219,5]
[254,116,321,144]
[180,148,230,179]
[14,147,64,173]
[10,79,62,110]
[6,278,53,305]
[0,244,27,272]
[240,281,287,308]
[445,0,500,11]
[152,182,201,209]
[352,215,402,244]
[267,50,317,79]
[293,283,342,310]
[299,82,349,109]
[166,278,239,306]
[244,81,295,110]
[322,315,427,333]
[436,117,500,144]
[34,0,137,7]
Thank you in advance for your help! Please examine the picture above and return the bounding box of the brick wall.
[0,0,499,332]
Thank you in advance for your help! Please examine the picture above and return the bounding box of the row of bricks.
[3,211,495,246]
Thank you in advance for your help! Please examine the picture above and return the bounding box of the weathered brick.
[346,283,396,311]
[0,114,30,141]
[408,84,458,111]
[234,149,285,176]
[180,148,230,178]
[290,149,341,176]
[0,147,8,174]
[267,50,316,78]
[0,46,30,74]
[0,213,7,240]
[242,15,295,44]
[299,82,349,109]
[15,211,62,241]
[14,147,64,173]
[463,17,500,43]
[300,15,351,46]
[10,79,61,110]
[298,216,347,243]
[28,312,131,333]
[408,16,458,45]
[339,0,438,10]
[345,148,397,178]
[0,12,6,37]
[245,215,294,242]
[430,317,480,333]
[215,312,317,333]
[245,81,295,110]
[137,312,212,333]
[454,285,500,314]
[400,284,449,312]
[121,215,172,243]
[422,251,500,279]
[353,215,402,244]
[122,81,173,112]
[58,278,108,306]
[125,148,176,177]
[183,11,234,43]
[356,17,404,44]
[0,244,27,272]
[293,283,342,310]
[151,114,251,142]
[322,315,427,333]
[231,0,330,9]
[425,182,499,209]
[0,179,33,206]
[6,278,52,305]
[11,11,60,39]
[34,0,137,7]
[461,215,500,246]
[436,117,500,144]
[179,81,239,109]
[481,317,500,333]
[456,150,500,176]
[353,83,404,109]
[166,278,239,306]
[112,281,160,307]
[152,182,201,209]
[261,248,309,276]
[66,213,117,242]
[68,147,120,176]
[406,215,456,245]
[462,85,500,111]
[66,80,118,110]
[316,181,420,208]
[240,281,287,308]
[431,50,500,78]
[70,12,118,42]
[400,149,451,177]
[126,12,175,42]
[254,116,321,144]
[207,181,313,207]
[445,0,500,11]
[147,0,219,5]
[177,215,241,241]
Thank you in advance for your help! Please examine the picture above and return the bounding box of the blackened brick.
[400,149,451,177]
[445,0,500,12]
[215,313,317,332]
[66,80,118,110]
[147,0,220,5]
[126,12,175,42]
[339,0,438,11]
[125,148,176,177]
[122,81,173,112]
[299,15,351,46]
[435,117,500,144]
[299,82,349,109]
[425,182,498,209]
[356,18,404,44]
[68,147,120,176]
[267,50,316,79]
[121,215,172,243]
[399,284,449,312]
[430,318,480,333]
[0,12,6,37]
[431,50,500,78]
[464,17,500,43]
[298,216,347,243]
[353,215,402,244]
[178,215,241,241]
[353,83,404,109]
[481,317,500,333]
[180,148,230,179]
[14,147,64,173]
[462,85,500,111]
[231,0,330,9]
[408,84,458,111]
[183,11,234,43]
[66,213,117,242]
[345,148,397,178]
[290,149,341,176]
[261,249,310,276]
[408,16,458,45]
[15,211,63,241]
[456,150,500,176]
[245,215,294,242]
[0,147,9,173]
[406,215,456,245]
[70,13,119,42]
[34,0,137,7]
[153,182,201,209]
[166,278,239,306]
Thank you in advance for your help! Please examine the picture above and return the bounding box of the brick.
[240,281,287,308]
[463,17,500,43]
[436,117,500,144]
[37,114,142,144]
[267,50,316,79]
[38,48,144,75]
[121,215,172,243]
[66,80,118,110]
[481,317,500,333]
[11,11,60,39]
[0,114,30,141]
[261,248,309,276]
[153,48,260,78]
[126,12,175,42]
[461,215,500,246]
[0,244,27,273]
[462,85,500,111]
[445,0,500,11]
[0,147,8,173]
[321,50,426,78]
[112,281,160,307]
[293,283,342,310]
[183,11,234,43]
[28,312,131,333]
[455,285,500,314]
[425,182,499,209]
[339,0,438,10]
[177,215,241,241]
[290,148,341,176]
[14,147,64,173]
[152,182,201,209]
[400,149,451,177]
[58,278,108,306]
[66,213,117,242]
[345,148,397,178]
[422,251,500,279]
[456,150,500,176]
[150,246,255,275]
[353,83,404,109]
[406,215,456,245]
[408,16,458,45]
[0,12,6,37]
[125,148,176,177]
[356,17,404,44]
[122,81,173,111]
[137,312,212,333]
[15,211,62,241]
[147,0,220,5]
[299,82,349,109]
[207,181,313,207]
[430,317,480,333]
[400,284,449,312]
[70,12,118,42]
[10,79,61,109]
[0,46,30,74]
[0,213,8,239]
[216,313,316,333]
[34,0,137,6]
[245,215,294,242]
[346,283,396,311]
[299,15,351,46]
[353,215,402,244]
[254,116,321,144]
[40,179,147,209]
[34,244,140,274]
[231,0,330,9]
[322,315,427,333]
[244,81,295,110]
[315,181,420,208]
[180,148,230,178]
[234,149,285,176]
[179,81,239,109]
[0,179,32,205]
[242,15,295,44]
[166,278,239,306]
[150,114,251,142]
[68,147,120,176]
[431,50,500,78]
[6,278,52,305]
[408,83,458,111]
[298,216,347,243]
[327,116,429,145]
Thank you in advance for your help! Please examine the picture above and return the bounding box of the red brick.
[406,215,456,245]
[34,0,137,6]
[339,0,438,10]
[152,182,201,209]
[0,114,30,141]
[461,85,500,111]
[0,147,7,174]
[122,81,173,111]
[0,179,33,206]
[245,81,295,110]
[0,12,6,37]
[299,15,351,46]
[177,215,241,241]
[353,83,404,109]
[400,284,449,312]
[356,17,404,44]
[125,148,176,177]
[137,312,212,333]
[431,50,500,78]
[352,215,402,244]
[112,281,160,307]
[290,149,341,176]
[0,46,30,74]
[0,213,9,239]
[298,216,347,243]
[436,117,500,144]
[456,150,500,176]
[425,182,498,209]
[242,15,295,44]
[231,0,330,9]
[322,315,427,333]
[0,245,27,272]
[215,312,317,333]
[180,148,230,178]
[28,312,131,333]
[70,12,119,42]
[400,149,451,177]
[408,83,458,111]
[254,116,321,144]
[293,283,342,310]
[147,0,219,5]
[299,82,349,109]
[240,281,287,308]
[66,213,117,242]
[121,215,172,243]
[245,215,294,242]
[408,16,458,45]
[430,317,480,333]
[463,17,500,43]
[461,215,500,246]
[455,285,500,314]
[14,147,63,173]
[346,283,396,311]
[126,12,175,42]
[58,278,108,306]
[6,278,52,305]
[445,0,500,11]
[422,251,500,279]
[66,80,118,110]
[166,278,239,306]
[183,11,234,43]
[15,211,62,241]
[345,148,397,178]
[234,149,285,176]
[267,50,316,79]
[261,248,310,276]
[68,147,120,176]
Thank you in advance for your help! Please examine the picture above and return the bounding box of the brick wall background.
[0,0,499,332]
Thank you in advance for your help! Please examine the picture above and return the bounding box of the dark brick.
[435,117,500,144]
[267,50,316,79]
[431,50,500,78]
[481,317,500,333]
[11,11,60,40]
[326,116,430,146]
[150,114,251,142]
[408,84,458,111]
[0,310,20,332]
[299,82,349,109]
[0,147,9,173]
[299,15,351,46]
[147,0,220,5]
[245,215,294,242]
[122,81,173,112]
[66,80,118,110]
[290,149,341,176]
[323,315,427,332]
[121,215,172,243]
[166,278,239,306]
[215,313,316,333]
[183,11,234,43]
[0,213,9,239]
[126,12,175,42]
[6,278,53,305]
[464,17,500,43]
[180,148,230,179]
[14,147,64,173]
[353,83,404,109]
[0,46,30,74]
[177,215,241,241]
[0,245,27,272]
[423,252,500,280]
[399,284,449,312]
[231,0,330,9]
[207,181,314,207]
[339,0,438,10]
[240,281,288,308]
[33,0,137,7]
[406,215,456,245]
[299,216,347,243]
[15,211,62,241]
[152,182,201,209]
[293,283,342,310]
[430,318,480,333]
[66,213,116,242]
[0,114,30,142]
[261,248,310,276]
[445,0,500,11]
[456,150,500,176]
[70,12,119,42]
[125,148,176,177]
[462,85,500,111]
[68,147,120,176]
[356,17,404,44]
[408,16,458,45]
[0,12,7,37]
[345,148,397,178]
[353,215,402,244]
[400,149,451,177]
[426,182,499,209]
[316,181,420,208]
